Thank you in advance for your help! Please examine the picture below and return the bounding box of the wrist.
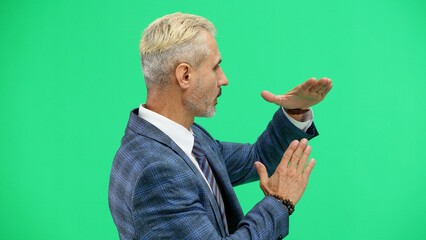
[269,193,295,215]
[284,108,309,115]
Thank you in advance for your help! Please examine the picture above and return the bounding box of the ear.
[175,63,194,90]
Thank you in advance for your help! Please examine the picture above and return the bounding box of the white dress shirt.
[138,104,313,191]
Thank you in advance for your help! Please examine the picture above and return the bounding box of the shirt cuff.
[281,107,314,132]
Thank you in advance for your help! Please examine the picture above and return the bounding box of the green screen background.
[1,0,425,239]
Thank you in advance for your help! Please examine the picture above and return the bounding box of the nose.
[217,67,228,87]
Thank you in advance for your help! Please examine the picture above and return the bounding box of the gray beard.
[184,79,216,118]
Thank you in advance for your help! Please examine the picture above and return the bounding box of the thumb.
[255,161,268,183]
[261,91,278,104]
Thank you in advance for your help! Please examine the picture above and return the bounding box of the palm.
[261,77,333,109]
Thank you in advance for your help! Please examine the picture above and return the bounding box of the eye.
[214,65,220,70]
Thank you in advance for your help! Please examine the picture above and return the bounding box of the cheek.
[209,74,218,89]
[210,81,217,95]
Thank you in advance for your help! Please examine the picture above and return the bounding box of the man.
[109,12,332,239]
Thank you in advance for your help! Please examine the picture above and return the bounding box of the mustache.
[217,89,222,98]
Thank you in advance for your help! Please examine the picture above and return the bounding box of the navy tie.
[192,136,229,236]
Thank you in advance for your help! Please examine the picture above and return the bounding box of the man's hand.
[261,77,332,110]
[254,139,315,205]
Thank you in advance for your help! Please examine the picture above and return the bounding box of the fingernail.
[301,138,308,144]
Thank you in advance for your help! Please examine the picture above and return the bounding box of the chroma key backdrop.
[1,0,425,239]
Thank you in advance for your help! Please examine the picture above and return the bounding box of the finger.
[315,84,328,95]
[299,78,316,91]
[289,138,308,168]
[309,77,328,92]
[255,162,269,184]
[255,162,269,195]
[321,83,333,97]
[297,145,312,173]
[317,78,331,94]
[277,140,299,168]
[303,158,316,181]
[261,91,278,104]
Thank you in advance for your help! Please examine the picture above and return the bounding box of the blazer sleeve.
[216,108,319,186]
[132,159,290,240]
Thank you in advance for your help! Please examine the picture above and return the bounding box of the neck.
[145,92,195,130]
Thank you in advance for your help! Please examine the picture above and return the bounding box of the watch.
[284,108,309,115]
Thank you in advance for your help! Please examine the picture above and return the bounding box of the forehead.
[202,30,221,63]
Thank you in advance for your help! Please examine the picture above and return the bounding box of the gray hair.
[139,12,216,89]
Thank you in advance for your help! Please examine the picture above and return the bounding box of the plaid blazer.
[108,108,318,239]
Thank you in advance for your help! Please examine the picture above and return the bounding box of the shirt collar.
[138,104,194,155]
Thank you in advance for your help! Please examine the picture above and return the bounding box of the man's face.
[185,31,228,118]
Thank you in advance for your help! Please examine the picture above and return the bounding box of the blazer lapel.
[171,141,227,237]
[193,127,245,233]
